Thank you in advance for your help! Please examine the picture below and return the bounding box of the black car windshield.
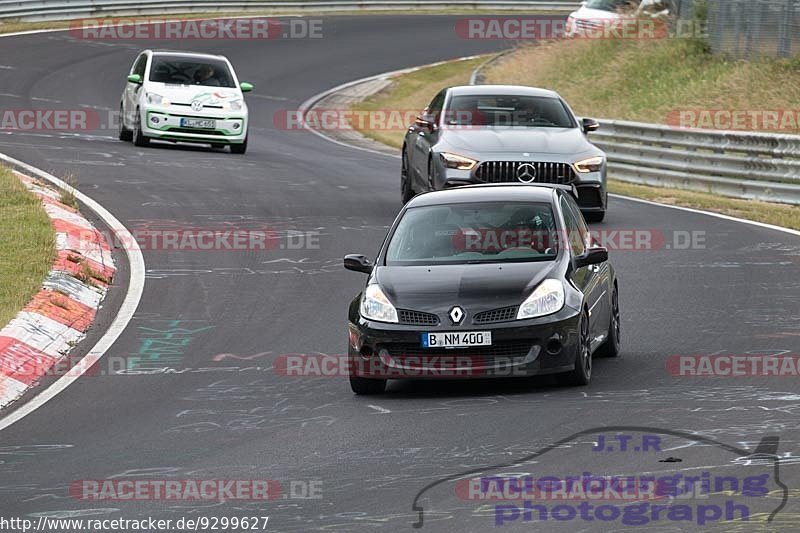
[385,202,559,266]
[149,56,235,87]
[445,95,575,128]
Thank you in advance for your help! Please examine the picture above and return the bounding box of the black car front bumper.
[348,305,582,380]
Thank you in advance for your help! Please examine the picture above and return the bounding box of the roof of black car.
[407,184,561,207]
[448,85,560,99]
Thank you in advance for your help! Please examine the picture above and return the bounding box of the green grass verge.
[0,167,56,327]
[485,38,800,133]
[351,57,485,149]
[608,180,800,230]
[349,45,800,230]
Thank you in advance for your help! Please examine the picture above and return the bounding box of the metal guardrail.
[592,119,800,205]
[0,1,579,21]
[469,56,800,205]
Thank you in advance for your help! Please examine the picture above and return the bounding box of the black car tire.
[349,376,387,395]
[401,151,414,204]
[584,211,605,223]
[118,104,133,142]
[596,284,621,358]
[231,136,247,154]
[133,109,150,147]
[557,309,592,386]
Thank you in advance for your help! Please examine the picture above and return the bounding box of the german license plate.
[421,331,492,348]
[181,118,216,129]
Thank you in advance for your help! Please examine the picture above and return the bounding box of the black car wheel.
[118,104,133,142]
[349,376,386,395]
[133,109,150,147]
[401,150,414,204]
[596,284,621,358]
[231,136,247,154]
[585,211,605,223]
[558,309,592,386]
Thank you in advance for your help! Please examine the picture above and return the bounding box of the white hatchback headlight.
[223,99,244,111]
[146,92,170,106]
[517,279,565,319]
[360,284,398,323]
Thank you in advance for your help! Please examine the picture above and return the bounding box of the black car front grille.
[397,309,440,326]
[475,161,576,185]
[384,342,532,366]
[473,306,519,324]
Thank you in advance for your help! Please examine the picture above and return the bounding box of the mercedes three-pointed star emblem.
[516,163,537,183]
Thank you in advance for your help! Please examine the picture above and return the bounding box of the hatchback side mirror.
[573,247,608,269]
[240,82,254,93]
[127,74,142,84]
[582,117,599,133]
[344,254,373,274]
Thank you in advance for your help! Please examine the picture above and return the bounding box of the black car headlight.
[360,284,398,323]
[517,279,565,319]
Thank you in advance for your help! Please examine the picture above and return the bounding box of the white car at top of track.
[119,50,254,154]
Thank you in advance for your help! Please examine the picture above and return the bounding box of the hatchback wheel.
[133,109,150,147]
[596,284,621,358]
[118,104,133,141]
[558,310,592,386]
[349,376,386,395]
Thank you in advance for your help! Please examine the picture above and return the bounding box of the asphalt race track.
[1,15,799,532]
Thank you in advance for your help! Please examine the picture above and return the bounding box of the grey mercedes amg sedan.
[401,85,608,222]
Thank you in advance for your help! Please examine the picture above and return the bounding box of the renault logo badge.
[449,306,465,324]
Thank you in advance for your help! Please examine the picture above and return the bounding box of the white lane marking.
[0,153,145,433]
[368,404,392,414]
[296,55,487,159]
[608,194,800,238]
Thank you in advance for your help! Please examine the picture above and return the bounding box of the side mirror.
[127,74,142,84]
[415,115,437,132]
[240,82,254,93]
[573,247,608,270]
[582,118,599,133]
[344,254,373,274]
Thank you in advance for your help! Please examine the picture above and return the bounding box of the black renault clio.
[344,184,620,394]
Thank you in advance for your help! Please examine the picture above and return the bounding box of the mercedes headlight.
[146,92,170,106]
[517,279,565,319]
[360,284,398,323]
[573,156,604,173]
[440,152,478,170]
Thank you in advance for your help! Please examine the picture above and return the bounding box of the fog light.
[149,116,159,124]
[546,336,563,355]
[232,122,241,130]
